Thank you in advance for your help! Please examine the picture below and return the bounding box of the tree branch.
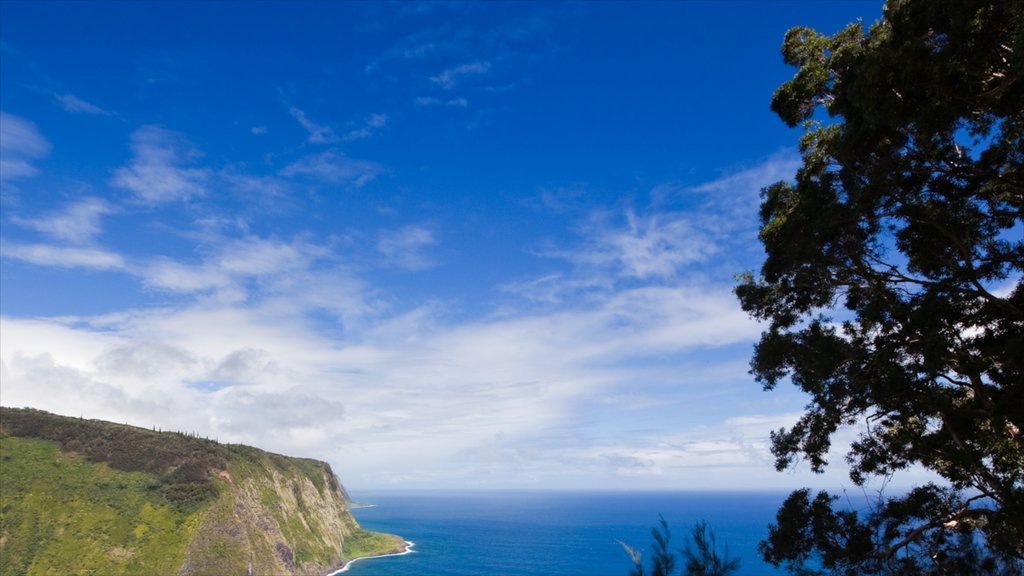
[875,507,997,560]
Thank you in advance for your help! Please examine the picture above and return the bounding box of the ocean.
[341,490,792,576]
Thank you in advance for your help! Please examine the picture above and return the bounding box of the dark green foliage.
[160,482,221,509]
[736,0,1024,572]
[650,517,676,576]
[760,487,1023,575]
[1,407,225,510]
[681,521,742,576]
[621,518,740,576]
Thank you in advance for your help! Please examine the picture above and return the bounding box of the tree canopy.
[735,0,1023,572]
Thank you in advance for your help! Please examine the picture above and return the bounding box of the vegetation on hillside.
[0,407,403,576]
[1,407,228,510]
[0,435,202,575]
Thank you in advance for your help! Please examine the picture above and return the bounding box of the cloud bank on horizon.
[0,2,900,490]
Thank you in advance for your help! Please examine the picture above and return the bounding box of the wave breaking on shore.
[327,541,416,575]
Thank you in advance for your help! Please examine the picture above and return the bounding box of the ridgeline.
[0,407,405,576]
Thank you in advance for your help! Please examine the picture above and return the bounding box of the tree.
[735,0,1023,573]
[680,521,742,576]
[621,518,740,576]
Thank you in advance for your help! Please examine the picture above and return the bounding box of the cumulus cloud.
[0,112,51,182]
[111,125,209,203]
[279,150,384,187]
[0,260,769,489]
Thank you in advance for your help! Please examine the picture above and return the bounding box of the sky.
[0,1,909,491]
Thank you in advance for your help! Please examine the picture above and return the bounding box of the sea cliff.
[0,407,404,576]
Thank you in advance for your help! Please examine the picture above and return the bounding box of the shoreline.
[327,540,416,575]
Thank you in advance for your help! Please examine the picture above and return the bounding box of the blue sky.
[0,1,908,490]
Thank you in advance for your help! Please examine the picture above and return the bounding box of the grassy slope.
[0,407,403,576]
[0,436,201,575]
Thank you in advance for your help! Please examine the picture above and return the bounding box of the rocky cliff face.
[0,407,402,576]
[180,449,364,576]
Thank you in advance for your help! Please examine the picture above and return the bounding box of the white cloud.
[55,93,109,115]
[430,61,491,90]
[141,235,324,298]
[142,259,233,294]
[688,150,800,197]
[0,151,845,490]
[377,225,438,270]
[415,97,469,108]
[575,210,719,280]
[2,243,125,270]
[0,112,51,182]
[343,113,388,141]
[289,107,338,144]
[11,197,114,243]
[208,348,276,385]
[0,267,769,489]
[218,169,294,205]
[521,153,801,302]
[279,150,384,187]
[111,125,209,203]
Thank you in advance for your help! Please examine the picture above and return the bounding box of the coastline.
[327,540,415,575]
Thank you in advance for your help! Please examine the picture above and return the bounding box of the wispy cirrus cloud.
[3,197,123,273]
[2,243,125,270]
[0,112,51,182]
[687,150,800,197]
[11,197,115,243]
[506,153,799,309]
[414,96,469,108]
[111,125,209,203]
[377,225,438,270]
[430,61,491,90]
[343,113,388,141]
[141,235,326,296]
[573,210,720,280]
[289,107,338,144]
[55,93,109,115]
[279,149,384,187]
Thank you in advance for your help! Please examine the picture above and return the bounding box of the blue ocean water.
[342,490,791,576]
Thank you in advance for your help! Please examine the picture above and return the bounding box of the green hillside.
[0,407,404,576]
